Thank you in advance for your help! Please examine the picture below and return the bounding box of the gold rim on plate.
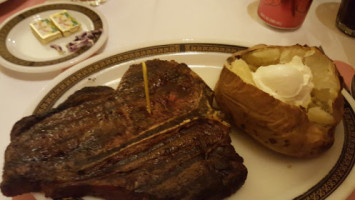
[0,3,104,67]
[33,43,355,200]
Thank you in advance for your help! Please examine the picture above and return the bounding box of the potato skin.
[214,45,344,158]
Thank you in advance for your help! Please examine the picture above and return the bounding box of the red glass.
[258,0,313,29]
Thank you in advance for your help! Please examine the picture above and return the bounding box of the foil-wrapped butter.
[50,10,81,37]
[30,19,62,44]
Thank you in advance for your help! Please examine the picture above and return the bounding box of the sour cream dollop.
[252,56,314,108]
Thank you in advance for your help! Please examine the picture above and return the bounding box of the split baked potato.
[214,44,344,157]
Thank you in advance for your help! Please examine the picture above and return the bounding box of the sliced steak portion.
[1,59,247,200]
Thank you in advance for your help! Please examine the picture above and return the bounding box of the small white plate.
[28,43,355,200]
[0,2,108,73]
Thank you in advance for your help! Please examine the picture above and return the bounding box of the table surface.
[0,0,354,200]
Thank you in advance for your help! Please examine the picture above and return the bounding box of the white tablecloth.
[0,0,354,200]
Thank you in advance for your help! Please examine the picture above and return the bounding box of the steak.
[1,59,247,200]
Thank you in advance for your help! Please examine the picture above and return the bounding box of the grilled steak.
[1,59,247,200]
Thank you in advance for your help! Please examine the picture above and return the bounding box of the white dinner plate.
[0,2,108,73]
[25,43,354,200]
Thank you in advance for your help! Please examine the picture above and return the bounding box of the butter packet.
[30,19,62,44]
[50,10,81,37]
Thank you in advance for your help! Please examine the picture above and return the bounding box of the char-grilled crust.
[10,86,115,140]
[1,59,247,199]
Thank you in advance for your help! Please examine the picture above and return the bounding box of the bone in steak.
[1,59,247,200]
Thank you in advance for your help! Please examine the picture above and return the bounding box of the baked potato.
[214,44,344,157]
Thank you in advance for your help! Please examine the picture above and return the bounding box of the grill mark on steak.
[1,59,247,199]
[75,113,211,175]
[10,86,115,141]
[75,118,214,179]
[41,118,244,200]
[132,120,232,193]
